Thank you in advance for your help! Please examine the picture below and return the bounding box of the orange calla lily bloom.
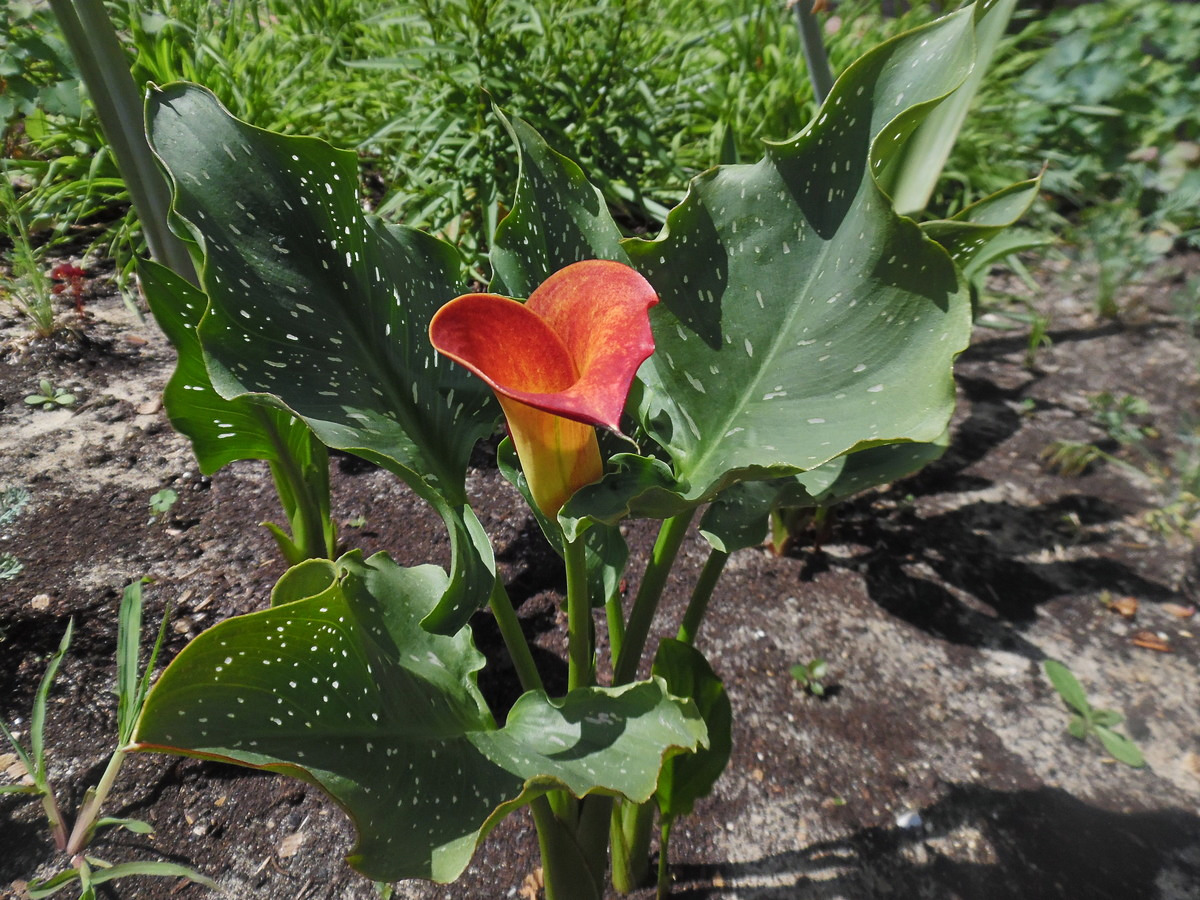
[430,259,658,516]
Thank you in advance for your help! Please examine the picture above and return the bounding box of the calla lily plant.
[128,4,1036,898]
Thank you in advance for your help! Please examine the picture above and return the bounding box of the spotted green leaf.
[139,259,311,475]
[140,259,335,563]
[145,83,498,632]
[133,552,705,883]
[489,110,628,299]
[883,0,1020,215]
[625,9,978,502]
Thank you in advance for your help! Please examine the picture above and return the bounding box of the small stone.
[30,594,51,611]
[895,810,923,830]
[278,831,306,858]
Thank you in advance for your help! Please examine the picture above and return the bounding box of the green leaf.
[698,480,788,554]
[139,259,319,477]
[33,620,73,784]
[0,783,39,795]
[1090,708,1124,728]
[1093,725,1145,768]
[652,640,732,821]
[94,816,154,835]
[146,83,499,632]
[1044,659,1091,717]
[87,860,220,890]
[134,552,704,883]
[560,453,694,537]
[116,578,147,744]
[490,110,628,298]
[884,0,1020,215]
[790,432,950,508]
[625,9,976,502]
[1067,716,1089,741]
[920,178,1048,282]
[26,868,79,899]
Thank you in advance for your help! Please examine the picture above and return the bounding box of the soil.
[1,253,1199,900]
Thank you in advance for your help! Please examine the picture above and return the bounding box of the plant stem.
[65,744,129,855]
[791,0,835,106]
[676,548,730,646]
[257,409,336,563]
[605,589,626,673]
[564,533,593,691]
[610,797,655,893]
[657,817,674,899]
[530,796,601,900]
[612,510,696,686]
[46,0,196,281]
[488,578,544,695]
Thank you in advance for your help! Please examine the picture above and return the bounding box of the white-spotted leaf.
[133,552,705,883]
[145,83,498,632]
[489,111,629,299]
[625,9,979,502]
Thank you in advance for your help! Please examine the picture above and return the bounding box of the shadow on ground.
[670,783,1200,899]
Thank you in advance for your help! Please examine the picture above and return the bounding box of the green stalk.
[605,589,626,672]
[612,510,696,686]
[255,408,336,564]
[791,0,835,106]
[675,548,730,646]
[610,798,655,893]
[564,534,593,691]
[64,744,128,855]
[530,796,602,900]
[656,817,674,899]
[488,578,544,694]
[46,0,196,281]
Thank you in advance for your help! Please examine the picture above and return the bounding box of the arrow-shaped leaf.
[145,82,498,631]
[134,552,705,883]
[625,8,978,501]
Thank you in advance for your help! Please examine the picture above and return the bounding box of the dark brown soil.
[2,253,1199,900]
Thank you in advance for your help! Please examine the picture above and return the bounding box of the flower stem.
[675,548,730,646]
[564,533,593,691]
[613,510,696,686]
[488,578,544,694]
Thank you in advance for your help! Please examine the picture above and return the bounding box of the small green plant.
[0,580,218,897]
[1025,311,1052,369]
[24,379,76,411]
[1043,659,1144,768]
[789,658,829,697]
[0,170,58,338]
[1089,392,1158,446]
[147,488,179,522]
[0,485,30,582]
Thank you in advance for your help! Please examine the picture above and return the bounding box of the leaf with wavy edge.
[133,552,705,883]
[145,82,497,633]
[625,9,977,502]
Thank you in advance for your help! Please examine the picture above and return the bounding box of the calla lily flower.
[430,259,658,516]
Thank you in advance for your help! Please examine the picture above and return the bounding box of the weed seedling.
[0,580,219,897]
[24,379,76,411]
[147,488,178,524]
[790,658,829,697]
[1043,659,1144,768]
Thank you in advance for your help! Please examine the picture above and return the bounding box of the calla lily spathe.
[429,259,658,516]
